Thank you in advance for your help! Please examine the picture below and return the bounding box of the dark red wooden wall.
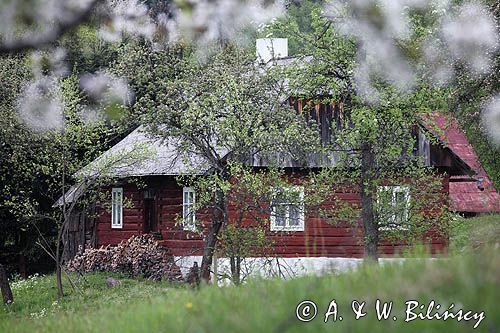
[96,174,449,258]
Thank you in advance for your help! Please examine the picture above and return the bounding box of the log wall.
[95,174,449,258]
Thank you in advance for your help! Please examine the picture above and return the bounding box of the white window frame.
[182,187,196,232]
[111,187,123,229]
[377,186,410,231]
[270,186,305,232]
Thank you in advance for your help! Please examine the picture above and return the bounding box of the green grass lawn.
[1,214,499,333]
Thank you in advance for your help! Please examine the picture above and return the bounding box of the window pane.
[377,186,410,230]
[270,186,304,231]
[394,191,406,205]
[183,185,195,230]
[394,190,408,224]
[273,196,284,205]
[275,204,287,226]
[111,189,123,227]
[395,210,405,224]
[118,203,122,224]
[289,205,300,226]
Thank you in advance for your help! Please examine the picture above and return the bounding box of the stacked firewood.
[66,235,183,282]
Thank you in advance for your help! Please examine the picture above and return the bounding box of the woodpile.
[66,235,183,282]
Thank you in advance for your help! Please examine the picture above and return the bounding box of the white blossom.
[441,1,499,74]
[170,0,285,57]
[325,0,499,103]
[98,0,156,42]
[30,48,69,79]
[482,95,500,145]
[17,76,65,132]
[421,38,455,86]
[0,0,95,45]
[325,0,418,100]
[80,71,134,107]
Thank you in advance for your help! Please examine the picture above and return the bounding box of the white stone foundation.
[174,256,420,285]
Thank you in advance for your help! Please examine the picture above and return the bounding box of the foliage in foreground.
[0,272,175,320]
[1,244,499,332]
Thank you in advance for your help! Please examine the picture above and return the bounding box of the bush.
[449,214,500,253]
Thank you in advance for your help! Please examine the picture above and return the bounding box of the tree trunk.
[18,254,27,279]
[230,256,236,283]
[229,256,241,285]
[57,103,67,298]
[200,188,228,282]
[360,142,378,262]
[0,264,13,305]
[236,256,241,284]
[55,220,65,298]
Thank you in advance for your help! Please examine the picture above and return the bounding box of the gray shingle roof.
[77,123,337,181]
[54,127,215,205]
[81,126,212,177]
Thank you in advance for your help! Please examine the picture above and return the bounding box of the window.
[270,186,305,231]
[183,187,196,231]
[377,186,410,230]
[111,188,123,229]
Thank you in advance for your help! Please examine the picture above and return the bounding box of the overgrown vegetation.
[1,215,498,331]
[1,242,498,332]
[449,214,500,254]
[259,0,458,261]
[449,0,500,189]
[0,54,125,276]
[0,4,498,329]
[0,272,175,322]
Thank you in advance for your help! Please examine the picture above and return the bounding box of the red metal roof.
[425,113,500,213]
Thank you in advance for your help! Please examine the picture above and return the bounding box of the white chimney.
[256,38,288,63]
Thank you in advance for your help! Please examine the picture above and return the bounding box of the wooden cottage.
[61,108,486,278]
[60,41,498,278]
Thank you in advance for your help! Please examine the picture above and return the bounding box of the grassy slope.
[449,214,500,253]
[1,214,499,333]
